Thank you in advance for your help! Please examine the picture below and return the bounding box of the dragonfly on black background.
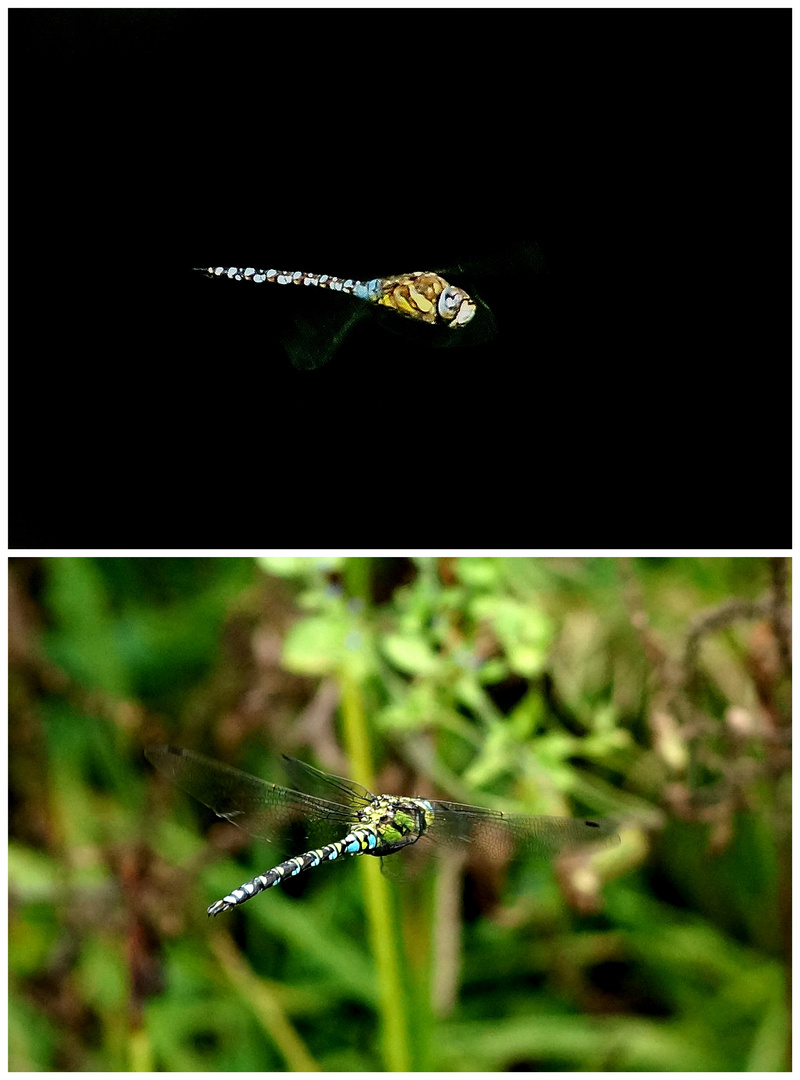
[191,241,547,371]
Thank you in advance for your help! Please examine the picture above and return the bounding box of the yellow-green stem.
[339,666,411,1071]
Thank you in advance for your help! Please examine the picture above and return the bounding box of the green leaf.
[381,633,441,676]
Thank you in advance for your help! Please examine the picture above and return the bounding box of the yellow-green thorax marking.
[376,271,477,329]
[356,794,435,852]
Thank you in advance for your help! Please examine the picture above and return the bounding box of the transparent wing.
[428,800,620,859]
[280,286,495,369]
[145,746,355,845]
[417,238,545,350]
[282,298,367,371]
[378,854,419,883]
[367,293,496,350]
[280,755,374,808]
[444,238,546,282]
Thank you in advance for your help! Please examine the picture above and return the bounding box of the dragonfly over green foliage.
[192,242,545,370]
[146,746,618,917]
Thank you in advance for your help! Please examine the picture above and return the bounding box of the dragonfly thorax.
[377,272,476,329]
[355,795,435,854]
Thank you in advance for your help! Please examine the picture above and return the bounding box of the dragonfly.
[145,745,618,917]
[191,243,544,370]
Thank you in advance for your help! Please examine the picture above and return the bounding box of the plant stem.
[340,670,411,1071]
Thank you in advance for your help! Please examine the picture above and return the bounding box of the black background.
[11,10,789,548]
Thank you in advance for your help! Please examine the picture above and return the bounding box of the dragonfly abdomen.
[206,827,381,917]
[193,266,382,301]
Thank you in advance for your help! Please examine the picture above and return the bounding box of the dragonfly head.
[438,283,477,329]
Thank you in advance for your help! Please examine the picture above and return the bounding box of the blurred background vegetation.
[8,556,791,1071]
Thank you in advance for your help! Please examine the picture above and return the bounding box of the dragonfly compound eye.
[438,285,477,328]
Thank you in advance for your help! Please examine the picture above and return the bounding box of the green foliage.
[8,556,790,1071]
